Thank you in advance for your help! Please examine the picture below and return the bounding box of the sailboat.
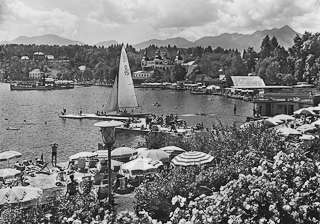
[106,46,149,117]
[59,46,149,120]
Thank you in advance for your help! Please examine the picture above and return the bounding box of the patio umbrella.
[69,151,97,161]
[293,108,315,116]
[0,168,21,179]
[120,158,163,177]
[275,127,302,136]
[137,149,170,163]
[0,151,22,167]
[296,124,317,133]
[299,134,316,141]
[266,117,284,124]
[0,186,43,205]
[159,146,186,154]
[111,147,135,159]
[134,147,148,156]
[311,120,320,126]
[171,151,214,166]
[273,114,295,122]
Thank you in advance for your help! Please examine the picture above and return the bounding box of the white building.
[133,50,184,84]
[29,69,44,79]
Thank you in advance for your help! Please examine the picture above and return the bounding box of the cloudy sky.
[0,0,319,45]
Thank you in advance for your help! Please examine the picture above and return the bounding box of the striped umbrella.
[171,151,214,166]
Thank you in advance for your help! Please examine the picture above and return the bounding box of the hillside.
[9,34,84,46]
[133,37,195,50]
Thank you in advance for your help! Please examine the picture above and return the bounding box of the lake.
[0,83,252,166]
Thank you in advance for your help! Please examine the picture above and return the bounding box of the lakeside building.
[33,52,45,61]
[21,56,29,60]
[133,50,184,85]
[29,69,44,79]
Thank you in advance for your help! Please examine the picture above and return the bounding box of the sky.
[0,0,319,45]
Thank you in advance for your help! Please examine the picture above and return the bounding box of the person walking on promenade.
[50,143,58,166]
[233,104,237,115]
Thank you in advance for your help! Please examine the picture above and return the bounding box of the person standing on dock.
[233,104,237,115]
[50,143,58,166]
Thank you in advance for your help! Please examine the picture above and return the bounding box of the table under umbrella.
[171,151,214,166]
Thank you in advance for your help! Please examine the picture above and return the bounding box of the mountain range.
[134,25,298,51]
[1,25,298,51]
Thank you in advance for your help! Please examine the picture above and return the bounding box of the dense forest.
[1,31,320,86]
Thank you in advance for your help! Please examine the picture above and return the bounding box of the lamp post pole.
[94,120,123,205]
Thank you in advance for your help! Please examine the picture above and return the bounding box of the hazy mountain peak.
[9,34,84,46]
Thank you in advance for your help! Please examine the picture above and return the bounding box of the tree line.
[1,31,320,86]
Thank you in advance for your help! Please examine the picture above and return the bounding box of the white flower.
[283,205,291,212]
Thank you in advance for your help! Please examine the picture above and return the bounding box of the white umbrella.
[111,147,135,159]
[120,158,163,177]
[0,168,21,179]
[294,108,315,116]
[0,151,22,167]
[134,147,148,156]
[273,114,295,121]
[299,134,316,141]
[275,127,302,136]
[0,151,22,161]
[137,149,170,163]
[311,120,320,126]
[266,117,284,124]
[159,146,186,154]
[0,186,43,205]
[69,151,97,161]
[296,124,317,133]
[171,151,214,166]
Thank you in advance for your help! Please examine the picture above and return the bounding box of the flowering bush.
[135,123,289,222]
[169,151,320,223]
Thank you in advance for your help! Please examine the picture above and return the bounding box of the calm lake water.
[0,83,252,166]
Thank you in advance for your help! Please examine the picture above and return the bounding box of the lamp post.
[94,120,123,205]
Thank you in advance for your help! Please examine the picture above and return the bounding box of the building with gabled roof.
[231,76,266,88]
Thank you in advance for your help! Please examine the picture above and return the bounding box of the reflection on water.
[0,83,252,165]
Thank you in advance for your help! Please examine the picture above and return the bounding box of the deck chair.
[79,179,93,195]
[119,177,127,190]
[89,159,98,168]
[93,173,103,185]
[36,162,51,175]
[77,159,87,173]
[97,185,108,199]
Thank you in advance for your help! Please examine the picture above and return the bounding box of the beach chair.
[93,173,103,185]
[79,179,93,195]
[36,162,51,175]
[89,159,99,168]
[56,170,67,182]
[77,159,87,173]
[97,185,108,199]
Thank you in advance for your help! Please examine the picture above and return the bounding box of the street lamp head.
[94,120,123,146]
